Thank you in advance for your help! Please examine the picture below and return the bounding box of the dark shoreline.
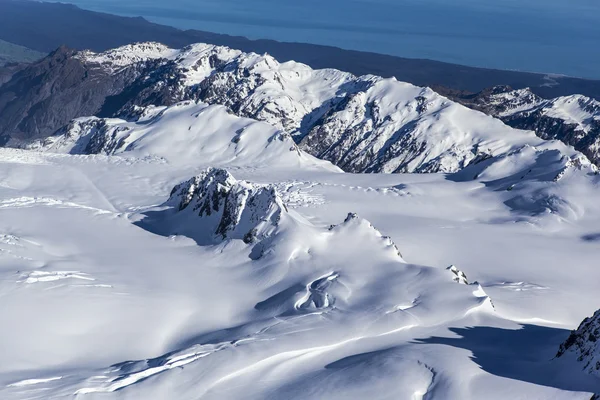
[1,0,600,100]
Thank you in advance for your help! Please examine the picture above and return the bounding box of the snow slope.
[0,42,599,400]
[28,101,337,171]
[2,124,600,399]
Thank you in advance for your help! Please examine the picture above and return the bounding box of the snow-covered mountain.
[3,41,590,175]
[73,43,553,174]
[445,86,600,167]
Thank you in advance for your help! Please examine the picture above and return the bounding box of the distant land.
[0,39,44,66]
[1,0,599,100]
[38,0,600,80]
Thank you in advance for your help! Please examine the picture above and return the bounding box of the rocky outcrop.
[447,265,469,284]
[557,309,600,376]
[0,62,27,86]
[167,168,288,244]
[297,81,510,174]
[329,212,405,261]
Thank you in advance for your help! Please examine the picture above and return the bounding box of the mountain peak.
[76,42,178,70]
[48,45,77,59]
[167,168,288,244]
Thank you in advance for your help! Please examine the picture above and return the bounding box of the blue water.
[50,0,600,79]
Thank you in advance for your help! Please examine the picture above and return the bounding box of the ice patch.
[7,376,63,387]
[18,271,95,284]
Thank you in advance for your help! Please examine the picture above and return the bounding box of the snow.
[1,42,600,400]
[491,88,600,134]
[77,42,355,130]
[7,377,63,387]
[544,96,599,133]
[70,42,600,175]
[76,42,179,72]
[19,270,95,284]
[2,132,600,399]
[29,101,338,172]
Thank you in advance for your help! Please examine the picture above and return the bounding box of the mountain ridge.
[11,42,600,182]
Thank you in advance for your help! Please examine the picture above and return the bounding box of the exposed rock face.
[447,265,469,284]
[167,168,288,244]
[445,86,600,167]
[0,45,154,145]
[557,309,600,376]
[296,81,504,174]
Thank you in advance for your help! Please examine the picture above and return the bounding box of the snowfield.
[1,42,600,399]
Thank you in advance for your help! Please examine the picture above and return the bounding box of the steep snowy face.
[165,168,287,244]
[447,86,600,167]
[80,42,600,174]
[179,45,354,134]
[27,117,108,154]
[298,80,540,173]
[501,94,600,167]
[557,309,600,376]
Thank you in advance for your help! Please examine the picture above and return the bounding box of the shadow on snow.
[417,324,600,394]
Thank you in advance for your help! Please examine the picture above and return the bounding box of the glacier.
[0,42,599,399]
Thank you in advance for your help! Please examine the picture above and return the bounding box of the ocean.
[47,0,600,79]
